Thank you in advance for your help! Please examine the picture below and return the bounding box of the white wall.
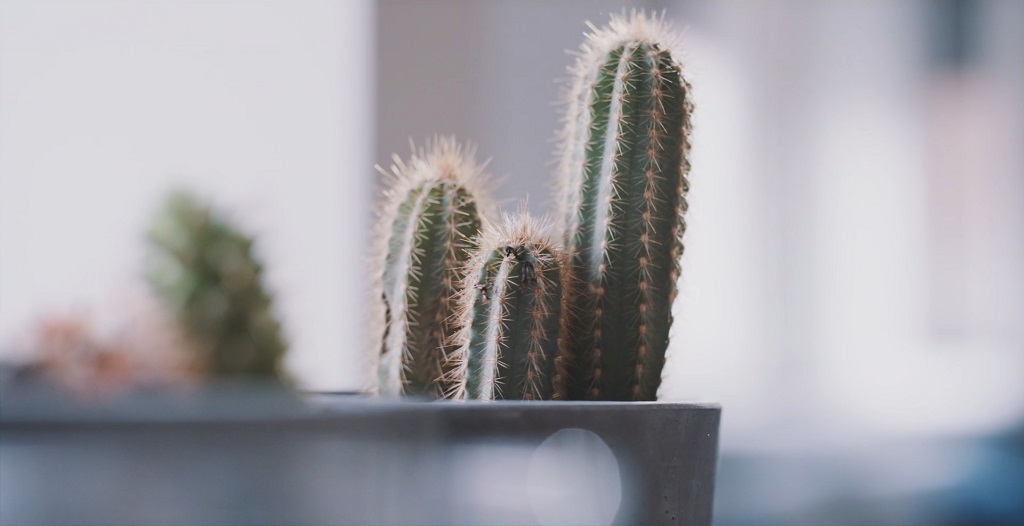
[3,0,1022,429]
[0,0,373,391]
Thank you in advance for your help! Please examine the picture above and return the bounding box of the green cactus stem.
[558,11,694,401]
[449,212,570,401]
[147,190,288,380]
[371,137,489,398]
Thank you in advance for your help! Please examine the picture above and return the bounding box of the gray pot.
[0,386,720,525]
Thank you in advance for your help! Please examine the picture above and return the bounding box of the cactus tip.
[579,10,682,67]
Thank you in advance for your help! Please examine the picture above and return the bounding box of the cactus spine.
[449,213,570,401]
[558,12,694,401]
[147,191,288,380]
[371,138,487,398]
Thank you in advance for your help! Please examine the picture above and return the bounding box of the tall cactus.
[147,190,288,381]
[448,212,571,401]
[371,137,488,398]
[558,11,694,401]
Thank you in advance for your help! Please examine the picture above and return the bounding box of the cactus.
[448,212,571,401]
[557,11,694,401]
[370,137,489,398]
[147,190,288,381]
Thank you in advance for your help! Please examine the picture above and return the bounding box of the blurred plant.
[25,296,199,399]
[147,190,289,381]
[370,137,491,398]
[556,11,694,401]
[448,211,571,401]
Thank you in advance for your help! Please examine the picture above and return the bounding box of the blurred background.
[1,0,1022,524]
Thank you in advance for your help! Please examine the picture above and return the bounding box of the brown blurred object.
[30,297,202,401]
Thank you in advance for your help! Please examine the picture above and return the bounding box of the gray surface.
[1,388,719,525]
[375,0,667,216]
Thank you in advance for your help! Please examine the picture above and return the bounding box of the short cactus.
[558,11,694,401]
[370,137,489,398]
[147,190,288,380]
[449,212,570,401]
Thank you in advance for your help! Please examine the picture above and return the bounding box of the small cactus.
[147,190,288,381]
[557,11,694,401]
[448,212,570,401]
[370,137,489,398]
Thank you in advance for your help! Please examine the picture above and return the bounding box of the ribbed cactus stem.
[371,137,488,398]
[559,11,693,401]
[449,212,570,401]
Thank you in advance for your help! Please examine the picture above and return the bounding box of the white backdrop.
[0,0,373,391]
[2,1,1022,434]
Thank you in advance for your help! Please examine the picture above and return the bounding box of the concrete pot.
[0,387,719,525]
